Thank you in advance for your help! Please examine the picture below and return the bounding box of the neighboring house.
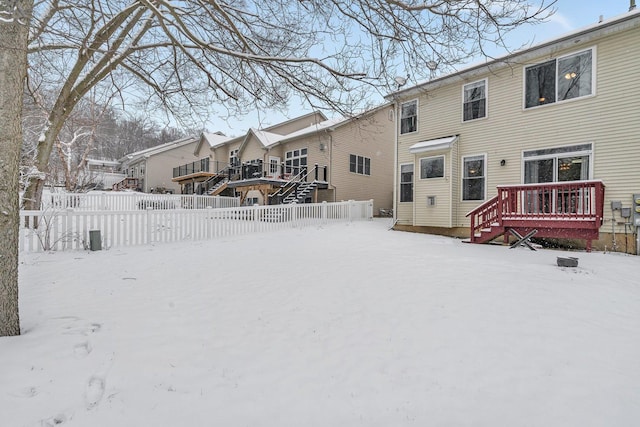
[387,9,640,253]
[173,108,395,213]
[81,158,124,190]
[118,135,200,193]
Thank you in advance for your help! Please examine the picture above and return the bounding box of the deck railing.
[173,158,229,178]
[467,180,605,239]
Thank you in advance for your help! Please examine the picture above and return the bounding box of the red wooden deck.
[466,181,605,251]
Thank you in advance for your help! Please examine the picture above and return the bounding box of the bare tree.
[22,0,555,209]
[1,0,34,336]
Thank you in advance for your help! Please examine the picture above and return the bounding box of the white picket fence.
[19,200,374,252]
[35,191,239,211]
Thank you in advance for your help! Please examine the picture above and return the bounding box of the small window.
[400,164,414,202]
[462,155,485,201]
[229,149,239,167]
[400,100,417,134]
[525,48,593,108]
[463,80,487,121]
[420,156,444,179]
[349,154,371,176]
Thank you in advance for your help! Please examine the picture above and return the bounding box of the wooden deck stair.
[466,181,605,251]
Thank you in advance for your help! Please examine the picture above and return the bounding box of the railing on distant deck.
[466,180,605,239]
[18,200,374,252]
[173,158,229,178]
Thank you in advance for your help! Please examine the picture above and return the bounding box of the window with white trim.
[462,155,485,201]
[420,156,444,179]
[400,163,413,202]
[463,79,487,121]
[285,148,308,175]
[400,100,417,134]
[523,143,592,184]
[525,48,593,108]
[229,149,239,167]
[349,154,371,176]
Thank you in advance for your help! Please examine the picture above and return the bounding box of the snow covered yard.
[4,219,640,426]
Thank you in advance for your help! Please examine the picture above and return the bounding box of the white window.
[523,143,592,184]
[285,148,308,175]
[420,156,444,179]
[229,149,239,167]
[525,48,594,109]
[463,79,487,121]
[400,100,417,134]
[400,163,414,202]
[462,155,486,201]
[349,154,371,176]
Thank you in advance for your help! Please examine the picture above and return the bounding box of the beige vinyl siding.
[239,135,266,163]
[145,141,199,193]
[414,152,451,227]
[329,107,394,213]
[396,21,640,232]
[265,112,326,135]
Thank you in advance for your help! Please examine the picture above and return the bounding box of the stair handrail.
[269,165,318,200]
[199,166,232,194]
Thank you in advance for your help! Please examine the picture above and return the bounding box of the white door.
[268,156,281,178]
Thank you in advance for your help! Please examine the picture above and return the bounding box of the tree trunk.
[0,0,33,336]
[21,105,69,210]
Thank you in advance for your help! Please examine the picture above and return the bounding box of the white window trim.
[520,143,594,183]
[419,155,445,180]
[399,162,414,203]
[461,78,488,122]
[400,99,419,135]
[522,46,597,110]
[461,153,487,202]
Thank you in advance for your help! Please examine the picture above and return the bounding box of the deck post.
[314,163,319,181]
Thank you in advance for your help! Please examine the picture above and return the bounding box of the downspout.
[392,101,399,225]
[327,130,337,202]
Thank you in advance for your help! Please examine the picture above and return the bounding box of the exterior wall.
[239,134,266,164]
[395,16,640,248]
[330,106,395,214]
[214,140,243,173]
[265,111,326,135]
[144,140,199,193]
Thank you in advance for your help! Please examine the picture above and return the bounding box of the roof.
[409,135,459,154]
[251,128,287,148]
[201,131,231,148]
[386,8,640,100]
[269,102,394,146]
[119,135,199,163]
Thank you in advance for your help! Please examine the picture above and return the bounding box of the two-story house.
[118,135,200,193]
[173,107,395,214]
[388,9,640,254]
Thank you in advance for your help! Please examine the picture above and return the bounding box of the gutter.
[386,10,640,100]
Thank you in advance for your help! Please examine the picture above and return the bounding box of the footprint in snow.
[84,376,106,409]
[73,342,92,358]
[9,386,38,398]
[62,322,101,336]
[40,413,68,426]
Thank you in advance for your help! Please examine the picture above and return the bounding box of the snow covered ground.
[4,219,640,426]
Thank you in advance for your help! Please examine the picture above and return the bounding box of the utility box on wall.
[634,194,640,226]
